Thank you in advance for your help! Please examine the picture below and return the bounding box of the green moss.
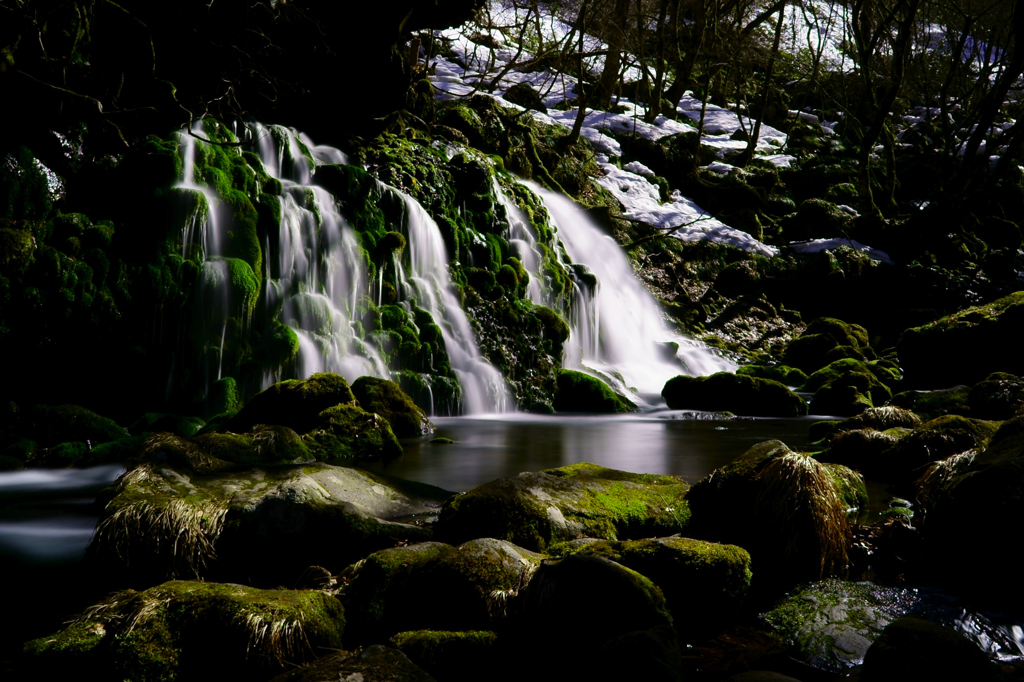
[26,580,345,680]
[389,630,498,680]
[737,363,808,386]
[220,372,355,434]
[554,369,635,413]
[663,372,808,417]
[304,404,403,462]
[351,376,433,438]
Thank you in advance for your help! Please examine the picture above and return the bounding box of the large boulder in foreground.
[686,441,864,587]
[662,372,807,417]
[860,617,1002,682]
[898,291,1024,387]
[26,580,345,681]
[88,459,451,586]
[351,376,434,437]
[433,463,690,552]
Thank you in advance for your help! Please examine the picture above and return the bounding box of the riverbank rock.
[88,460,451,586]
[686,441,862,588]
[25,580,345,681]
[898,291,1024,387]
[662,372,807,417]
[351,376,434,437]
[553,369,636,413]
[433,462,690,552]
[565,536,752,637]
[736,363,808,387]
[782,317,873,375]
[344,539,541,641]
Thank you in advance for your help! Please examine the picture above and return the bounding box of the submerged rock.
[662,372,807,417]
[26,580,345,681]
[433,462,690,552]
[686,441,862,587]
[88,461,451,586]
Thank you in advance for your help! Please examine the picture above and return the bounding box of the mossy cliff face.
[25,580,345,681]
[434,462,690,551]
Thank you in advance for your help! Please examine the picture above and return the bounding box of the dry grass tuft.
[753,452,851,578]
[237,609,311,664]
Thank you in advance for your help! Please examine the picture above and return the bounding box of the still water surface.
[363,412,822,492]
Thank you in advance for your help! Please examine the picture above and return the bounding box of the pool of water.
[363,411,824,492]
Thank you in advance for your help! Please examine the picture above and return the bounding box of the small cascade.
[525,181,736,405]
[250,123,388,388]
[389,187,512,414]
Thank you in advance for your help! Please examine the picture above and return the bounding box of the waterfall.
[523,181,736,405]
[222,123,510,414]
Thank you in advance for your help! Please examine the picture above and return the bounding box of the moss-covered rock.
[686,441,859,587]
[806,359,893,417]
[736,363,808,387]
[219,373,356,434]
[303,404,403,462]
[25,580,345,681]
[898,291,1024,387]
[762,580,913,674]
[88,461,450,586]
[349,539,542,638]
[351,376,433,437]
[343,542,456,644]
[662,372,808,417]
[553,369,636,413]
[782,317,873,374]
[434,463,690,552]
[389,630,498,682]
[890,385,971,421]
[24,403,127,449]
[565,536,751,637]
[129,413,206,438]
[966,372,1024,420]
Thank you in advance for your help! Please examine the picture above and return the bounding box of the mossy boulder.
[303,404,403,462]
[553,369,635,413]
[389,630,498,682]
[219,373,356,434]
[565,536,751,637]
[343,542,456,643]
[890,385,971,421]
[736,363,808,387]
[351,376,434,437]
[434,463,690,552]
[662,372,807,417]
[686,441,861,587]
[348,539,542,639]
[24,403,127,449]
[806,359,893,417]
[783,317,873,374]
[25,580,345,681]
[88,461,450,586]
[898,291,1024,387]
[965,372,1024,420]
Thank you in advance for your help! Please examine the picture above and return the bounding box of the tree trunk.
[595,0,632,110]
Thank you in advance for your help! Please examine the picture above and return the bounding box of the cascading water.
[518,181,735,405]
[176,122,510,415]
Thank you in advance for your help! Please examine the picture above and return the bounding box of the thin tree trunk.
[739,0,785,166]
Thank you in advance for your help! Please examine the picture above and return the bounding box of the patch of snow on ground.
[789,238,893,264]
